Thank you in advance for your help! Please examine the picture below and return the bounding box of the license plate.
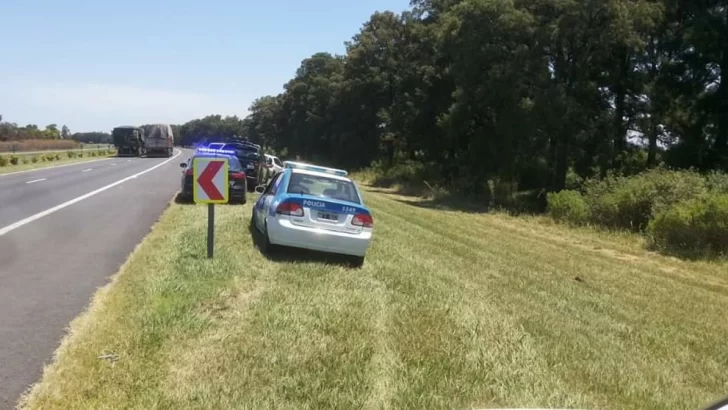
[318,212,338,222]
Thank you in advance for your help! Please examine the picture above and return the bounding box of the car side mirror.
[254,185,266,194]
[179,162,186,168]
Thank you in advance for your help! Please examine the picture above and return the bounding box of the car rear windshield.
[287,173,361,204]
[193,155,243,171]
[235,147,260,160]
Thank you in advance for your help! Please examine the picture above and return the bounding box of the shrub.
[31,156,38,163]
[583,168,708,231]
[706,171,728,194]
[9,156,19,165]
[0,156,7,167]
[547,190,590,225]
[648,194,728,257]
[45,154,55,162]
[55,154,61,160]
[67,151,77,158]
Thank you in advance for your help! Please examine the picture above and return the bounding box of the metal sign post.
[192,157,229,258]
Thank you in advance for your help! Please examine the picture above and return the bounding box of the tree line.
[0,115,72,141]
[226,0,728,197]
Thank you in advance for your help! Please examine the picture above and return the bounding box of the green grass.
[0,150,117,175]
[19,187,728,410]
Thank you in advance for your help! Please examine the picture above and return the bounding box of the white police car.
[251,161,374,266]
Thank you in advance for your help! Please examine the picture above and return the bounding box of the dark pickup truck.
[222,141,264,191]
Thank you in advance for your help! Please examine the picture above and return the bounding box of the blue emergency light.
[283,161,348,177]
[196,147,237,156]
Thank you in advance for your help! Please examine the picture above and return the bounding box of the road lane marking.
[0,150,182,237]
[82,168,92,172]
[26,178,46,184]
[0,157,114,177]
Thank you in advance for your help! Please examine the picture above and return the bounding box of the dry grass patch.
[19,188,728,410]
[0,140,80,153]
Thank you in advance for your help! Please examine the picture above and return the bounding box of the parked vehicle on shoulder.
[251,161,373,267]
[206,142,225,150]
[179,147,247,204]
[221,141,264,191]
[260,154,284,185]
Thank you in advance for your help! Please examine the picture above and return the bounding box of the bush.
[67,151,77,159]
[44,154,55,162]
[0,156,7,167]
[55,154,61,160]
[648,194,728,257]
[31,156,38,163]
[582,168,708,231]
[547,190,590,225]
[10,156,19,165]
[706,171,728,194]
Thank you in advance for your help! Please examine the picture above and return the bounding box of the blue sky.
[0,0,411,132]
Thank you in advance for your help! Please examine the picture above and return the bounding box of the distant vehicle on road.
[112,126,145,157]
[221,141,264,191]
[179,147,247,204]
[143,124,174,157]
[251,161,374,267]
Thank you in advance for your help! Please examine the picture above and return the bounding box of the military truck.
[112,126,145,157]
[142,124,174,157]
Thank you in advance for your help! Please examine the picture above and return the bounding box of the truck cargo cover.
[143,124,173,139]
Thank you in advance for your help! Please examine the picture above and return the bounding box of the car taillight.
[230,172,246,180]
[352,213,373,228]
[276,201,304,217]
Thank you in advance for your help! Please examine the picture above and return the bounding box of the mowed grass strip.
[20,188,728,410]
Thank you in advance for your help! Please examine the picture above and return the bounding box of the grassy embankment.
[19,185,728,410]
[0,147,117,175]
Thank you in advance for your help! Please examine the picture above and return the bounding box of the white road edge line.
[0,150,182,237]
[26,178,46,184]
[82,168,92,172]
[0,157,114,178]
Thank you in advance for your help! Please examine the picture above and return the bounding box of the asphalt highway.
[0,150,190,408]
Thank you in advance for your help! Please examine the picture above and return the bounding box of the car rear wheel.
[260,220,276,254]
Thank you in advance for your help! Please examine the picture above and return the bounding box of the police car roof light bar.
[196,147,237,156]
[283,161,348,177]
